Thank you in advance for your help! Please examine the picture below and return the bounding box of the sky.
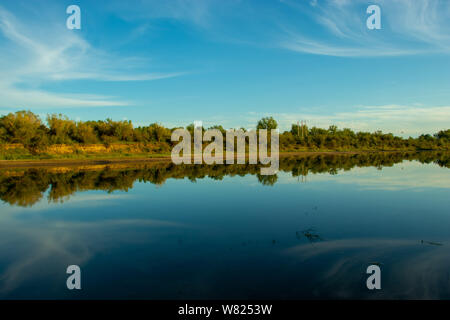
[0,0,449,136]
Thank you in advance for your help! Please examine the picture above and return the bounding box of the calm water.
[0,152,449,299]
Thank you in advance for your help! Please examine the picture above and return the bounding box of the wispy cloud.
[248,104,450,136]
[279,0,450,57]
[0,6,185,110]
[110,0,450,58]
[107,0,221,26]
[145,104,449,134]
[49,71,187,82]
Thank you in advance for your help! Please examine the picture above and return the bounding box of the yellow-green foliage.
[0,110,449,156]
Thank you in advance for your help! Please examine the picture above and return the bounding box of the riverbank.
[0,150,428,168]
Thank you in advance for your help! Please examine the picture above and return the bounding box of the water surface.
[0,152,449,299]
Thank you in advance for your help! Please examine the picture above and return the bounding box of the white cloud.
[279,0,450,57]
[281,35,423,57]
[96,0,450,58]
[0,86,129,109]
[107,0,220,26]
[249,104,450,136]
[0,6,185,110]
[49,71,187,82]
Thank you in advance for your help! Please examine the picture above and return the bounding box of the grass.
[0,151,172,161]
[0,143,445,162]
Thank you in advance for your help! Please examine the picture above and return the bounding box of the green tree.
[72,122,98,144]
[47,114,76,144]
[0,111,48,151]
[257,117,278,130]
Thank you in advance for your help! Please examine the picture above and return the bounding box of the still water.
[0,152,449,299]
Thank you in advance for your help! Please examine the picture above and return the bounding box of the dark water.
[0,152,449,299]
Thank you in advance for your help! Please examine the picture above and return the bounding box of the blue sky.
[0,0,449,136]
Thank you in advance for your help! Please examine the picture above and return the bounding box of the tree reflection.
[0,151,448,207]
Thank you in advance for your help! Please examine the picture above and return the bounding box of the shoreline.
[0,150,427,169]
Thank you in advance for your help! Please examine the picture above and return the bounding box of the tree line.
[0,111,448,152]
